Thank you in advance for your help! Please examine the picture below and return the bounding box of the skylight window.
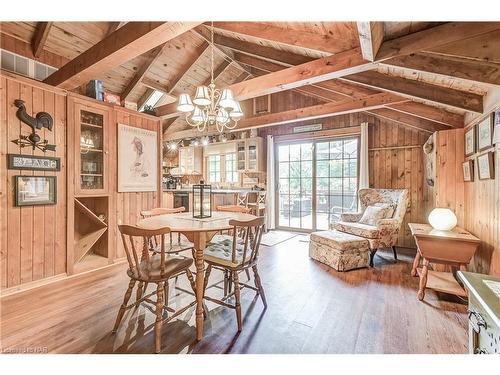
[139,90,163,111]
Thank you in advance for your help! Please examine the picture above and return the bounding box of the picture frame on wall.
[477,116,494,151]
[462,160,474,182]
[477,152,495,180]
[117,123,158,192]
[493,109,500,145]
[14,175,57,207]
[465,126,476,156]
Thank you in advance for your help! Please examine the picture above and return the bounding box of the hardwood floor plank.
[0,236,467,354]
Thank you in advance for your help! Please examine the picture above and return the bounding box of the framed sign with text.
[8,154,61,171]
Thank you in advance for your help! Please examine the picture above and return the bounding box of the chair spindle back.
[118,225,171,279]
[228,217,265,267]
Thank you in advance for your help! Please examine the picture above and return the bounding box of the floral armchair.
[331,188,409,266]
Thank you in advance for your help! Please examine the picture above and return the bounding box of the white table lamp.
[428,208,457,231]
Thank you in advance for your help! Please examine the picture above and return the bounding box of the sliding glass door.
[276,137,358,232]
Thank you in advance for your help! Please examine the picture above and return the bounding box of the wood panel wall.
[0,73,67,289]
[463,124,499,276]
[113,109,161,259]
[1,71,162,291]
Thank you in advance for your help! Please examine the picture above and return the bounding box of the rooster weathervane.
[11,99,56,152]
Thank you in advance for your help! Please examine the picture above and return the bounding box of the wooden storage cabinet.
[74,103,111,195]
[179,146,202,175]
[68,97,113,274]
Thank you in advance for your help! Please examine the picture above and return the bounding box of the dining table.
[137,210,258,341]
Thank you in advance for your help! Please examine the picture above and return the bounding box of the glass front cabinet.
[74,102,110,195]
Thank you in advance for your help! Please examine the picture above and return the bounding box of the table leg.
[411,251,421,277]
[193,233,206,341]
[417,258,429,301]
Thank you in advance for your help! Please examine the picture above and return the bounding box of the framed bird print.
[477,116,493,151]
[493,109,500,145]
[118,124,158,192]
[463,160,474,182]
[477,152,495,180]
[465,126,476,156]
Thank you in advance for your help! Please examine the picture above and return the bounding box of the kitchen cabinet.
[236,137,265,172]
[179,146,202,175]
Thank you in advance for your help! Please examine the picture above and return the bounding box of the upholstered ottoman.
[309,230,370,271]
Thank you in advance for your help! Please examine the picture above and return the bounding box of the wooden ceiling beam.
[202,59,231,86]
[193,27,252,76]
[121,43,167,102]
[382,52,500,86]
[106,22,127,36]
[356,22,384,62]
[211,30,313,66]
[248,65,346,103]
[387,101,464,128]
[235,92,406,129]
[228,48,374,101]
[366,108,450,133]
[376,22,500,61]
[32,22,53,58]
[233,52,374,101]
[44,22,201,89]
[167,41,209,95]
[342,71,483,113]
[211,22,355,54]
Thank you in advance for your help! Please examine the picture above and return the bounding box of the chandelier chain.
[210,21,214,84]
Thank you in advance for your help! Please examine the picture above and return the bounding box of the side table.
[408,223,480,301]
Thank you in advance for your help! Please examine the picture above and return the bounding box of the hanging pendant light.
[176,21,243,133]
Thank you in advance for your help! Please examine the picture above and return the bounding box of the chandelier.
[176,22,243,133]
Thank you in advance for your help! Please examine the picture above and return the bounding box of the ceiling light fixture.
[176,21,243,133]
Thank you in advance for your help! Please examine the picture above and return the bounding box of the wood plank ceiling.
[0,21,499,135]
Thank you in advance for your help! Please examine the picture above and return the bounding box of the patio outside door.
[275,137,359,232]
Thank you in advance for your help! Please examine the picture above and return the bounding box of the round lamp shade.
[428,208,457,231]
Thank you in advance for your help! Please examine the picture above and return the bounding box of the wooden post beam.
[357,22,384,62]
[342,71,483,113]
[44,22,201,89]
[32,22,53,58]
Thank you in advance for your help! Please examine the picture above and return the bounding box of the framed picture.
[463,160,474,182]
[477,152,495,180]
[15,175,57,207]
[118,124,158,192]
[477,116,494,151]
[8,154,61,171]
[493,109,500,145]
[465,126,476,156]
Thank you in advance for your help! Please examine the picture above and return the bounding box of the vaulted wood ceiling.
[1,21,499,135]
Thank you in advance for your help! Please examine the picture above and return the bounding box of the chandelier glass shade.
[176,22,243,133]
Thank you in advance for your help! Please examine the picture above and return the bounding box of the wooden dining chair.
[202,216,267,332]
[247,191,267,231]
[113,225,197,353]
[140,207,194,256]
[216,205,251,213]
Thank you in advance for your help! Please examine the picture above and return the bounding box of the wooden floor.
[0,234,468,354]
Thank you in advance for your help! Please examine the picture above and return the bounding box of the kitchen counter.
[163,188,260,194]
